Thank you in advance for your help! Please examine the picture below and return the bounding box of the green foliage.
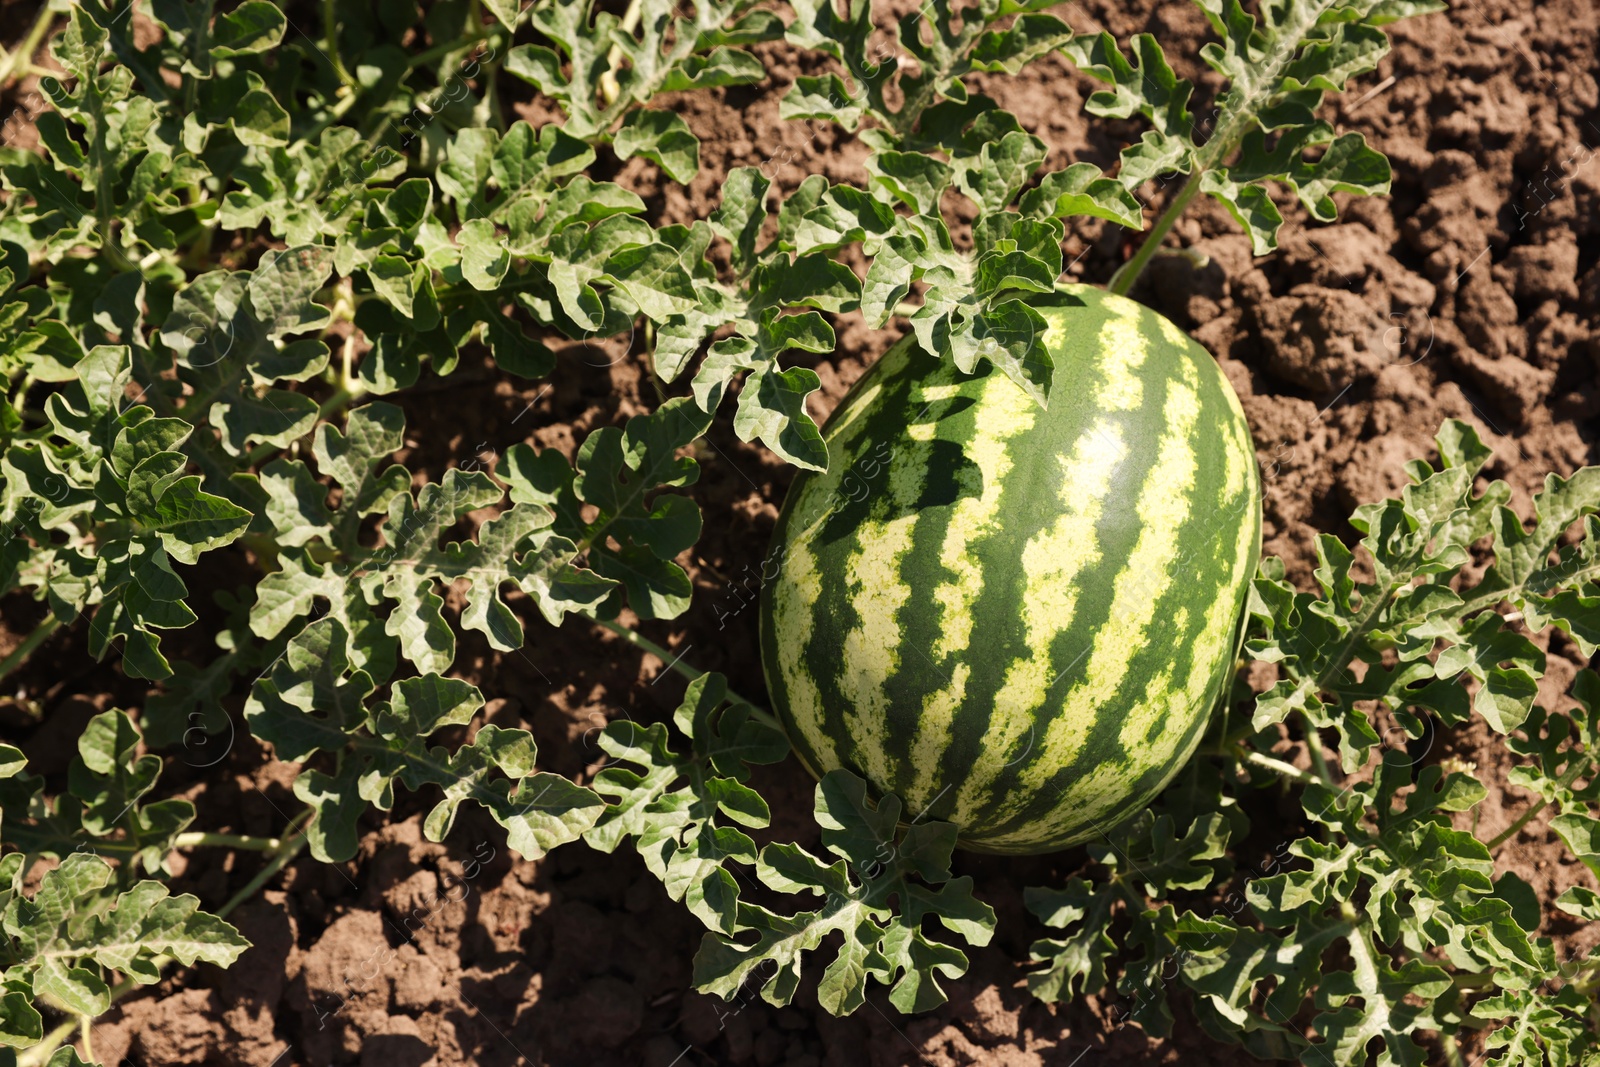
[1026,425,1600,1065]
[0,341,251,680]
[504,0,778,146]
[0,712,245,1053]
[243,615,605,863]
[0,850,245,1035]
[694,769,995,1015]
[586,672,790,931]
[0,710,195,875]
[775,0,1136,407]
[589,674,996,1013]
[1247,420,1600,756]
[1068,0,1444,259]
[651,166,864,469]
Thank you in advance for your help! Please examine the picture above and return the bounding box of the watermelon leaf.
[585,673,790,934]
[0,852,248,1018]
[501,396,713,620]
[245,616,604,863]
[1067,0,1445,291]
[11,0,1594,1056]
[503,0,774,146]
[0,711,195,878]
[1248,419,1600,765]
[694,770,996,1014]
[1026,803,1236,1017]
[588,680,995,1009]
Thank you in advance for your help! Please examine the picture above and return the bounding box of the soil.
[3,0,1600,1064]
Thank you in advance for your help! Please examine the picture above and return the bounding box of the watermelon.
[758,284,1261,854]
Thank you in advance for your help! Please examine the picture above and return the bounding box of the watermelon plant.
[0,1,1595,1065]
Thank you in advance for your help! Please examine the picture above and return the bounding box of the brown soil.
[5,0,1600,1064]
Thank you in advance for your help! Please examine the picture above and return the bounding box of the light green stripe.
[927,372,1039,661]
[837,456,928,786]
[771,534,834,771]
[980,654,1184,851]
[980,354,1205,826]
[1221,380,1254,506]
[1153,310,1193,358]
[772,359,913,772]
[945,299,1155,826]
[944,418,1125,823]
[835,362,958,783]
[989,332,1259,849]
[1073,296,1151,413]
[902,371,1038,811]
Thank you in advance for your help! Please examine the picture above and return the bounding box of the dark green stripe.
[951,327,1179,833]
[978,333,1262,847]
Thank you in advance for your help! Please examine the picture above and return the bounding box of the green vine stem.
[22,1011,75,1065]
[176,830,293,851]
[597,0,644,107]
[592,617,783,731]
[0,615,61,680]
[0,0,59,87]
[1204,742,1323,789]
[323,0,356,89]
[4,823,297,858]
[1108,0,1366,296]
[408,24,502,71]
[217,809,314,917]
[1486,750,1595,851]
[1108,174,1202,296]
[1295,710,1336,785]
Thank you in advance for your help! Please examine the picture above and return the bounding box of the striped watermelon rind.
[759,284,1261,854]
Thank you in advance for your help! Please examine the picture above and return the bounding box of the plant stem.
[14,811,313,1067]
[84,92,134,273]
[19,1019,74,1067]
[218,809,313,918]
[1486,752,1593,850]
[0,615,61,680]
[1440,1034,1466,1067]
[408,25,501,71]
[4,825,290,857]
[78,1015,92,1063]
[0,1,58,87]
[598,0,645,107]
[323,0,356,88]
[1104,0,1351,295]
[596,616,692,677]
[1296,710,1336,785]
[592,617,783,730]
[173,831,291,851]
[1108,172,1201,296]
[1224,745,1323,788]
